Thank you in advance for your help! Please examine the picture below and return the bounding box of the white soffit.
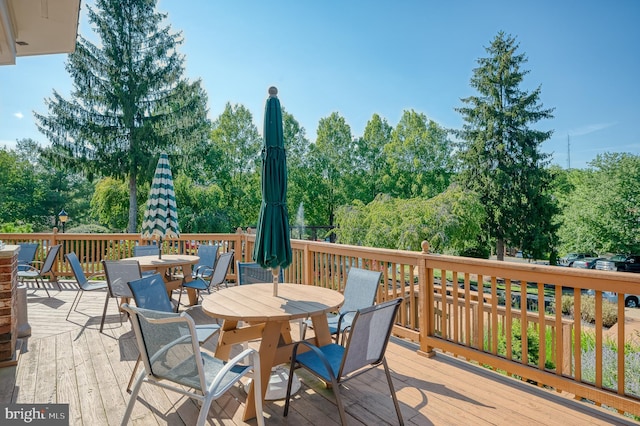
[0,0,80,66]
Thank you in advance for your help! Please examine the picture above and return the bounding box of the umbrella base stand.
[243,365,301,400]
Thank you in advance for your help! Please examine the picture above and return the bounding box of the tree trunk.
[496,238,505,261]
[128,174,137,233]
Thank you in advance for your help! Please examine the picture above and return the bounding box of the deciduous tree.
[206,103,261,227]
[384,110,453,199]
[307,112,356,229]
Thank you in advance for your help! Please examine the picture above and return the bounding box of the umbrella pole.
[272,266,280,297]
[158,237,162,259]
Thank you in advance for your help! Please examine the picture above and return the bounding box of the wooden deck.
[1,281,637,425]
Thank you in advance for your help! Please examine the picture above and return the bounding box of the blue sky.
[1,0,638,169]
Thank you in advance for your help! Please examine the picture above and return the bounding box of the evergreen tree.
[455,32,557,260]
[34,0,209,232]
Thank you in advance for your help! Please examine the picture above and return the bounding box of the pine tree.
[35,0,209,232]
[455,32,558,260]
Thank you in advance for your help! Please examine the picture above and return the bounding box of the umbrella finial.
[268,86,278,97]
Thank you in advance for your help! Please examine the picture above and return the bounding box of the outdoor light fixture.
[58,209,69,233]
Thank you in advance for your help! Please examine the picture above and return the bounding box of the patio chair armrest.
[207,347,262,397]
[290,340,338,382]
[18,264,40,273]
[193,265,213,276]
[86,271,107,280]
[336,310,357,333]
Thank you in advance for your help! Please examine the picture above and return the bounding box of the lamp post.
[58,209,69,233]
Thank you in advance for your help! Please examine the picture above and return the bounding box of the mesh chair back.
[40,244,61,274]
[128,274,174,312]
[341,268,381,314]
[340,298,401,377]
[125,305,205,390]
[194,245,219,276]
[134,245,159,257]
[17,243,38,266]
[66,252,88,286]
[102,259,141,298]
[207,250,234,289]
[237,262,283,285]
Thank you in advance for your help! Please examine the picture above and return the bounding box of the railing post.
[304,241,313,285]
[50,228,59,282]
[418,240,435,357]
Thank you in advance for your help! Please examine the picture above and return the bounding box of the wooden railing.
[3,230,640,417]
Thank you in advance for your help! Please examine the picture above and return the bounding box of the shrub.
[496,320,555,369]
[559,294,618,328]
[67,224,112,233]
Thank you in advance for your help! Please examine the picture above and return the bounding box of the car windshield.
[609,254,627,261]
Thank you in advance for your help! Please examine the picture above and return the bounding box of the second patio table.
[123,254,200,305]
[202,283,344,421]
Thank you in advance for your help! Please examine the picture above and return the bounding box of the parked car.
[583,289,640,308]
[571,257,606,269]
[558,252,597,267]
[595,254,640,272]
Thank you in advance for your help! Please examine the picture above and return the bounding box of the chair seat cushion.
[80,280,108,291]
[195,324,220,343]
[296,343,344,382]
[17,270,39,279]
[182,278,209,291]
[158,351,251,391]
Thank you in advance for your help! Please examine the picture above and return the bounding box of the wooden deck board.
[1,284,637,425]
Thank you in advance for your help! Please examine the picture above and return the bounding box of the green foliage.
[383,110,454,199]
[334,185,486,254]
[90,177,139,231]
[560,294,618,328]
[496,320,555,369]
[35,0,209,232]
[357,113,393,202]
[0,222,33,233]
[205,103,261,228]
[67,224,112,233]
[307,112,356,227]
[455,32,557,260]
[173,175,235,233]
[282,109,313,225]
[557,153,640,254]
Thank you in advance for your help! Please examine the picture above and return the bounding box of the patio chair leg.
[177,288,183,310]
[38,278,51,298]
[383,358,404,425]
[100,293,110,333]
[126,355,141,393]
[66,290,82,320]
[330,377,347,425]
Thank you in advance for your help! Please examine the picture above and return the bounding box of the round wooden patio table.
[202,283,344,421]
[122,254,200,305]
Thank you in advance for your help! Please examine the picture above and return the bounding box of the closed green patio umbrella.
[141,153,180,259]
[253,87,292,296]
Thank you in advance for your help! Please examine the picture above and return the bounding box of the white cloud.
[13,112,24,119]
[569,122,616,137]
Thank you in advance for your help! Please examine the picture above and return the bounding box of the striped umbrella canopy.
[252,87,292,296]
[141,153,180,258]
